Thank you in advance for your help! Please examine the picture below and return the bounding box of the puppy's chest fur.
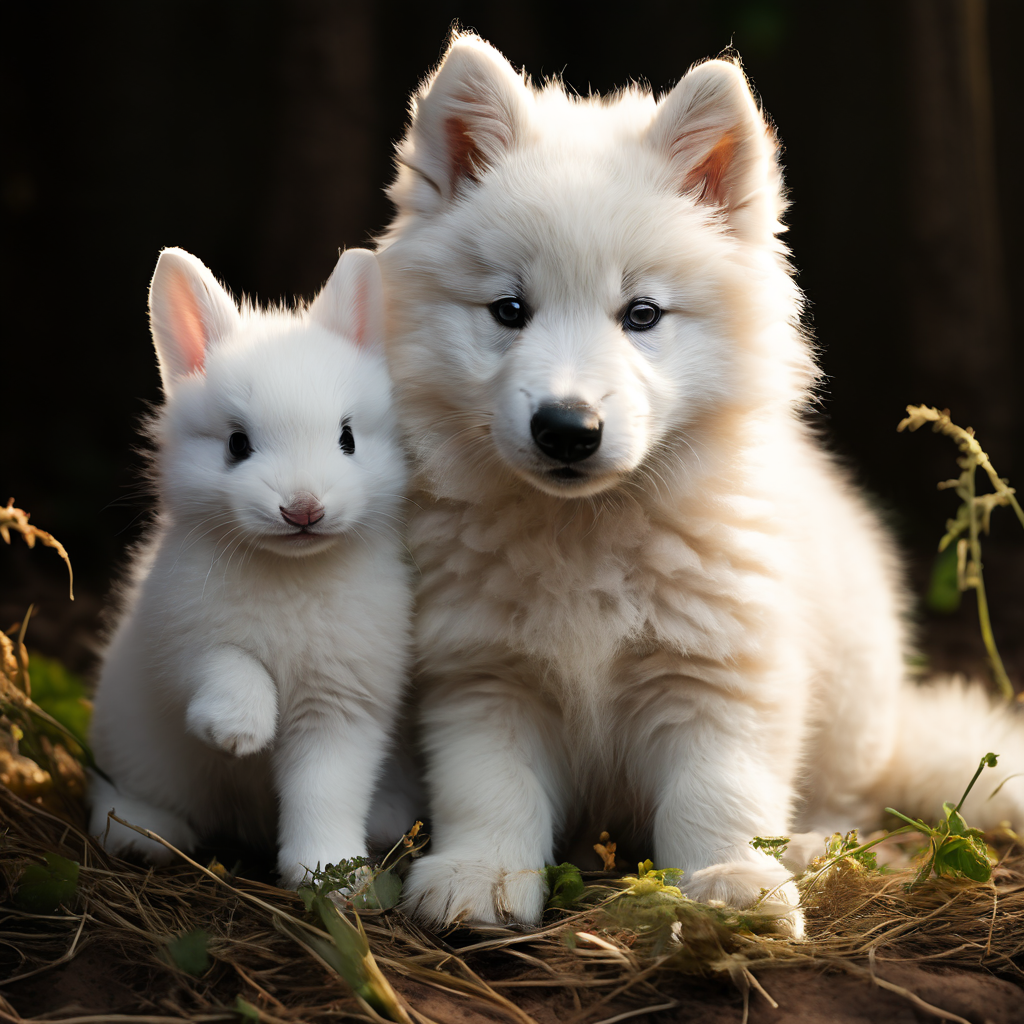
[412,490,778,699]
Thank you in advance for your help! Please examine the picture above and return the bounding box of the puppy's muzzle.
[530,403,603,463]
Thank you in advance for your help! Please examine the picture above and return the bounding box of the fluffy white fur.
[377,34,1024,934]
[89,247,413,886]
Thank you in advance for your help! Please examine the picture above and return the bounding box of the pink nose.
[280,494,325,527]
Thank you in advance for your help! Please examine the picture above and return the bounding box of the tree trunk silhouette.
[905,0,1011,468]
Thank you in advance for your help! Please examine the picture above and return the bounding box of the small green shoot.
[298,856,403,911]
[13,852,79,913]
[806,753,1000,893]
[885,752,999,888]
[818,830,880,872]
[750,836,790,862]
[619,860,685,899]
[166,929,211,976]
[299,856,372,904]
[544,862,585,910]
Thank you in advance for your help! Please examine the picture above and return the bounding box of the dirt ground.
[2,548,1023,1022]
[6,949,1024,1023]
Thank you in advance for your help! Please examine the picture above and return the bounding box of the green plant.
[544,861,585,910]
[806,753,999,892]
[750,836,790,862]
[885,752,998,887]
[898,405,1024,701]
[13,851,79,913]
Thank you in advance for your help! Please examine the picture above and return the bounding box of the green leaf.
[945,806,969,836]
[933,836,991,883]
[750,836,790,861]
[167,929,211,975]
[13,853,79,913]
[351,868,402,911]
[926,543,962,613]
[301,894,408,1021]
[234,996,261,1021]
[26,652,92,744]
[544,862,585,911]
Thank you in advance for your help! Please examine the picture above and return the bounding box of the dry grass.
[1,784,1021,1024]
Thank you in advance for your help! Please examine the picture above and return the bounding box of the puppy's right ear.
[149,248,239,395]
[392,33,530,212]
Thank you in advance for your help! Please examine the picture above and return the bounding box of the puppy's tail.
[872,675,1024,831]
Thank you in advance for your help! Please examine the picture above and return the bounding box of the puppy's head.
[380,35,811,502]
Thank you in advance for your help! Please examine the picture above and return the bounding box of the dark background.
[2,1,1021,680]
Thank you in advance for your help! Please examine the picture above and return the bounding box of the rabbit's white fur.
[89,248,413,886]
[376,34,1024,934]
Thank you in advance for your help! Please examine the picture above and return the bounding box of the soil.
[3,547,1023,1023]
[6,953,1024,1023]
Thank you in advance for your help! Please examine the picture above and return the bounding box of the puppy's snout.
[530,403,603,463]
[280,492,325,527]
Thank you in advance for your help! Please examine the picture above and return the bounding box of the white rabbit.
[88,246,413,886]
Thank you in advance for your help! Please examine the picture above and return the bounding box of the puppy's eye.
[228,431,252,461]
[340,424,355,455]
[489,296,529,329]
[623,299,661,331]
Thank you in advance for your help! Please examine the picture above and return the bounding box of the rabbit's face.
[146,247,403,560]
[160,323,405,559]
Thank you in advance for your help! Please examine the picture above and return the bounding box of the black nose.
[530,403,603,463]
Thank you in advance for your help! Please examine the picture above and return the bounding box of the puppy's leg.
[404,682,563,929]
[645,692,804,938]
[273,676,389,888]
[185,644,279,757]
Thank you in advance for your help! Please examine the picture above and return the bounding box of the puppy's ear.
[392,33,530,211]
[309,248,384,352]
[646,60,782,242]
[149,248,240,395]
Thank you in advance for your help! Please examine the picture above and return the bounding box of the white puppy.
[377,34,1024,933]
[89,247,413,886]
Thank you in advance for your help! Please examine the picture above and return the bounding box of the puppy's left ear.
[309,249,384,352]
[646,60,782,242]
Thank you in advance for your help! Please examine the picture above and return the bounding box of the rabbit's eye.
[228,431,252,461]
[340,424,355,455]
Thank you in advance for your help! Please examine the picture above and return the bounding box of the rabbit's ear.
[149,248,239,395]
[309,248,384,352]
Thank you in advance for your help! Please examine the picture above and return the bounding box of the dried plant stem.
[898,405,1020,700]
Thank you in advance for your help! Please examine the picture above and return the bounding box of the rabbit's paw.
[186,687,277,757]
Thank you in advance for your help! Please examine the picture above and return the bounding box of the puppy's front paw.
[404,855,545,929]
[684,855,805,939]
[185,689,277,757]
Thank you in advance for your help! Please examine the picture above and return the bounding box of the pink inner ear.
[682,132,737,206]
[348,279,371,349]
[166,271,208,375]
[445,115,481,184]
